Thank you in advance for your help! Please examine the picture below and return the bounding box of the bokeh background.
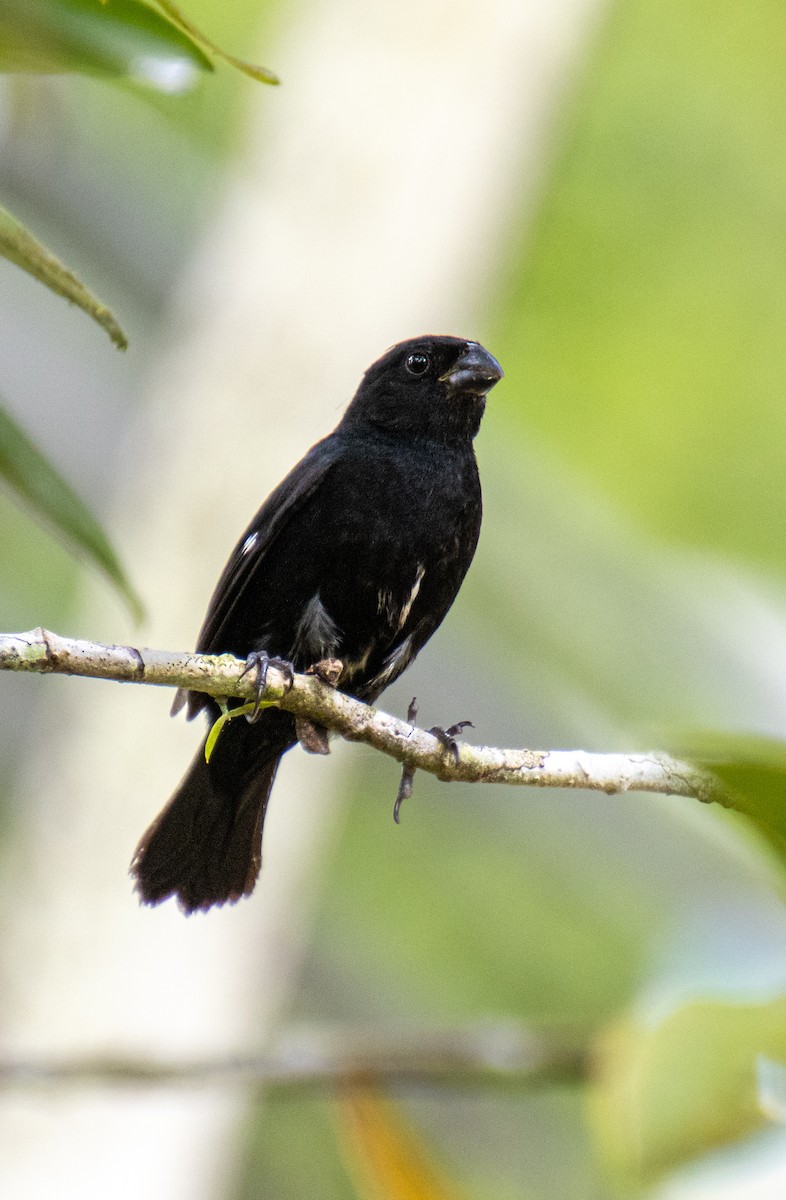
[3,1,786,1197]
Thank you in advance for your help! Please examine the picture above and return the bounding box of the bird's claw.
[393,698,419,824]
[240,650,295,721]
[393,706,471,822]
[394,764,414,824]
[428,720,473,767]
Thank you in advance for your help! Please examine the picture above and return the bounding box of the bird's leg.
[240,650,295,722]
[295,717,331,755]
[296,658,343,752]
[393,765,415,823]
[428,720,474,767]
[393,698,419,823]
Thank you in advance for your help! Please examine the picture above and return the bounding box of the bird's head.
[342,335,503,444]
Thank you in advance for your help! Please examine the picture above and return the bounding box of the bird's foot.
[392,707,473,824]
[240,650,295,721]
[428,720,473,767]
[306,657,343,687]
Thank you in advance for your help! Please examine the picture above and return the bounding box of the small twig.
[0,628,727,806]
[0,1022,587,1093]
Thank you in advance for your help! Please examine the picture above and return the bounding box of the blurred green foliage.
[0,0,212,83]
[0,402,143,619]
[256,1,786,1196]
[238,1095,357,1200]
[5,0,786,1197]
[0,0,277,621]
[694,737,786,867]
[0,0,266,644]
[495,0,786,573]
[592,995,786,1185]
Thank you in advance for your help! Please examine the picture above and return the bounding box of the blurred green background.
[4,1,786,1198]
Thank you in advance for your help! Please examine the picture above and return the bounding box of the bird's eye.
[405,352,430,376]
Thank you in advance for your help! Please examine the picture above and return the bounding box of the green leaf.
[205,701,269,762]
[151,0,279,85]
[0,401,143,622]
[0,0,213,92]
[591,996,786,1186]
[684,734,786,873]
[0,204,128,349]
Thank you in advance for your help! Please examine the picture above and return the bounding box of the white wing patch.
[367,634,415,693]
[295,592,341,659]
[398,563,425,631]
[377,564,425,630]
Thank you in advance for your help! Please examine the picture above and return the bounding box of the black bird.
[132,335,503,913]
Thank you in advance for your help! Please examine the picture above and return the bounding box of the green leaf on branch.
[683,734,786,874]
[0,204,128,349]
[0,0,278,90]
[0,402,143,622]
[0,0,213,91]
[205,701,272,763]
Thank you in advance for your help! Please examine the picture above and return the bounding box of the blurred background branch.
[0,1021,588,1091]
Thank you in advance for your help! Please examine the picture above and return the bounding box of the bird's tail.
[131,710,295,914]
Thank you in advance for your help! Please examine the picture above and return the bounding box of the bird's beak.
[439,343,504,395]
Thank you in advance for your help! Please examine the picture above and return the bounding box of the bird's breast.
[282,438,480,689]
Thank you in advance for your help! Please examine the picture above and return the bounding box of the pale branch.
[0,1022,586,1092]
[0,628,725,806]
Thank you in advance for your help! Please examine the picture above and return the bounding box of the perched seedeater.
[132,336,502,912]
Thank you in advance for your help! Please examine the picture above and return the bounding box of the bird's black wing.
[180,435,343,718]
